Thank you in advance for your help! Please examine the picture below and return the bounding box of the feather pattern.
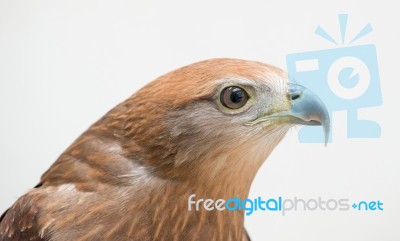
[0,58,291,241]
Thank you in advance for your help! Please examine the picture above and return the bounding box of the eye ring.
[220,86,249,109]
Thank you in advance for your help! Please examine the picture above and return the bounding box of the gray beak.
[288,84,330,145]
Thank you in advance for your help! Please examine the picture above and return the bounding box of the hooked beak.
[288,84,330,145]
[245,84,330,145]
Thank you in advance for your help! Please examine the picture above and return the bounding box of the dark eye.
[220,86,249,109]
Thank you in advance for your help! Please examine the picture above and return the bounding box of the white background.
[0,1,399,240]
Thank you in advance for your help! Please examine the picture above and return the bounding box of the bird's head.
[90,58,329,197]
[32,58,330,241]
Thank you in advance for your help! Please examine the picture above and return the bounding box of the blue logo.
[286,14,382,143]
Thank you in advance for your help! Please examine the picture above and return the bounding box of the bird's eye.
[220,86,249,109]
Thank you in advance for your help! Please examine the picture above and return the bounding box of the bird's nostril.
[291,94,300,101]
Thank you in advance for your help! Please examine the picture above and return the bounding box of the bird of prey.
[0,58,329,241]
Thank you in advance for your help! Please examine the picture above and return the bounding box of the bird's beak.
[287,84,330,145]
[245,84,330,145]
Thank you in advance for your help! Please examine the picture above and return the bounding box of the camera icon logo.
[286,14,382,143]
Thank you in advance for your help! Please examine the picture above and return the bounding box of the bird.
[0,58,329,241]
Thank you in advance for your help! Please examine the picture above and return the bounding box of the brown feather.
[1,58,289,240]
[0,191,46,241]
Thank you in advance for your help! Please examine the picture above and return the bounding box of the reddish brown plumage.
[0,59,291,241]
